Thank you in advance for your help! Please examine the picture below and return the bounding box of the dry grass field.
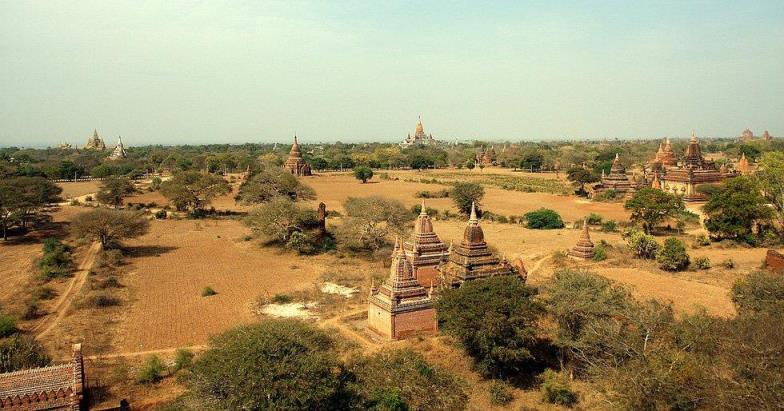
[57,180,101,199]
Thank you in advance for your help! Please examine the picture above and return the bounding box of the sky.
[1,1,783,147]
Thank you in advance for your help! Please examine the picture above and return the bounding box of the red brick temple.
[593,153,636,197]
[0,344,85,410]
[282,135,312,176]
[659,133,725,201]
[568,220,595,260]
[404,201,450,288]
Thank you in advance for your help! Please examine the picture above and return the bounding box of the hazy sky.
[1,1,783,146]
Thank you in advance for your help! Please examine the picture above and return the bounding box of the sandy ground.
[57,181,101,199]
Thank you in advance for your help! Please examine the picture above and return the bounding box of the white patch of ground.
[320,282,358,298]
[258,302,318,319]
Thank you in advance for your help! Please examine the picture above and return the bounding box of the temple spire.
[420,199,427,216]
[469,202,478,222]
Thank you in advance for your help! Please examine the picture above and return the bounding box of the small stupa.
[568,219,595,260]
[108,136,127,160]
[282,135,312,176]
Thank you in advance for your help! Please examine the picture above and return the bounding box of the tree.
[336,196,412,251]
[544,270,632,373]
[0,177,62,240]
[756,151,784,229]
[436,276,544,378]
[188,320,343,409]
[244,197,317,243]
[236,169,315,204]
[450,182,484,216]
[96,176,136,208]
[519,152,544,172]
[70,209,150,248]
[656,237,689,271]
[703,176,773,243]
[311,157,329,171]
[0,335,51,373]
[524,208,565,229]
[353,166,374,183]
[624,188,685,234]
[624,229,659,259]
[566,167,598,195]
[348,349,468,410]
[159,171,231,212]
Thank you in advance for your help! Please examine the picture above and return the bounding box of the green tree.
[566,167,598,195]
[70,209,150,249]
[159,171,231,212]
[624,229,660,259]
[450,182,484,216]
[656,237,690,271]
[188,320,343,410]
[624,188,685,234]
[236,169,315,204]
[703,176,773,243]
[349,349,468,410]
[0,177,62,240]
[0,335,51,373]
[244,197,317,243]
[96,176,136,208]
[756,151,784,229]
[524,208,565,229]
[436,276,543,378]
[353,166,374,183]
[336,196,412,251]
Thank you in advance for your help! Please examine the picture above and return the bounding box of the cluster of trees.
[435,269,784,408]
[166,319,468,410]
[0,177,62,240]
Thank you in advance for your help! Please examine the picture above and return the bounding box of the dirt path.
[321,308,380,351]
[33,242,101,339]
[83,345,208,361]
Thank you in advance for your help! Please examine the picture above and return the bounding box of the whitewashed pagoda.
[108,136,127,160]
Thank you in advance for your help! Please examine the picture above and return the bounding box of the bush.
[285,231,316,254]
[538,369,577,407]
[722,258,736,269]
[524,208,565,229]
[593,189,619,202]
[84,293,120,308]
[271,294,292,303]
[694,256,711,270]
[693,234,711,248]
[174,348,195,372]
[601,220,618,232]
[154,210,167,219]
[593,244,607,261]
[0,335,51,373]
[201,287,217,297]
[0,313,17,338]
[137,354,166,384]
[38,238,73,280]
[22,300,42,320]
[32,286,56,300]
[98,249,123,268]
[586,213,603,225]
[489,380,514,405]
[624,229,659,259]
[657,237,690,272]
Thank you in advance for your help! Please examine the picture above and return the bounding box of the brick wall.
[394,308,437,339]
[414,266,439,288]
[766,249,784,272]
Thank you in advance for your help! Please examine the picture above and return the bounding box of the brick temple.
[568,220,595,260]
[0,344,85,410]
[658,133,725,201]
[593,153,636,197]
[368,240,437,339]
[404,201,450,288]
[282,135,312,176]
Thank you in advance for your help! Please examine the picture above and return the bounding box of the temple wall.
[367,303,392,339]
[414,266,439,288]
[393,308,437,339]
[766,249,784,272]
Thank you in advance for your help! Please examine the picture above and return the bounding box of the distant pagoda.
[650,138,677,172]
[438,203,517,287]
[737,152,751,175]
[401,116,437,148]
[740,128,754,142]
[763,130,772,141]
[659,132,725,201]
[593,153,635,197]
[476,146,496,166]
[84,129,106,150]
[404,200,450,288]
[368,239,437,340]
[568,220,595,260]
[282,135,312,176]
[108,136,127,160]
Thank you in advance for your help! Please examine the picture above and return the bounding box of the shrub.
[601,220,618,232]
[98,276,122,289]
[0,313,17,338]
[173,348,195,372]
[137,355,166,384]
[524,208,565,229]
[201,287,217,297]
[0,335,51,373]
[285,231,316,254]
[694,256,711,270]
[38,238,73,280]
[85,195,93,202]
[722,258,736,269]
[21,300,42,320]
[489,380,514,405]
[693,234,711,248]
[98,249,123,268]
[271,294,292,303]
[624,229,659,259]
[657,237,690,272]
[593,244,607,261]
[32,286,56,300]
[538,369,577,407]
[593,189,619,202]
[85,293,120,308]
[154,210,167,219]
[586,213,603,225]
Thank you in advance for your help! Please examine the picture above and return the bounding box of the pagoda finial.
[582,218,590,238]
[615,152,619,160]
[420,199,427,216]
[469,202,478,222]
[93,129,98,138]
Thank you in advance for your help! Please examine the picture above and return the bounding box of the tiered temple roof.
[401,116,437,148]
[659,133,724,201]
[108,136,127,160]
[282,135,312,176]
[568,220,595,260]
[405,201,449,287]
[476,146,495,166]
[595,153,635,195]
[369,240,434,315]
[741,128,754,142]
[651,138,677,169]
[438,203,516,286]
[84,129,106,151]
[0,344,84,410]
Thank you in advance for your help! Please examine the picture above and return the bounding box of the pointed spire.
[420,199,427,216]
[397,237,405,254]
[93,129,98,138]
[469,202,478,222]
[582,218,590,239]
